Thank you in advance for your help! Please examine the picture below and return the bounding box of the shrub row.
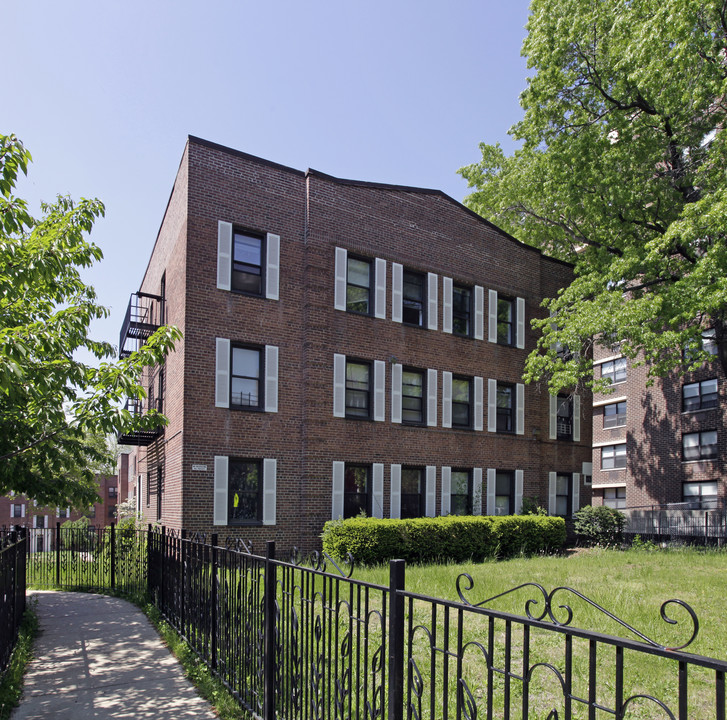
[321,515,566,565]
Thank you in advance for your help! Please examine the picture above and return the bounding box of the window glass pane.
[231,377,258,406]
[403,371,423,396]
[682,483,700,497]
[232,348,260,378]
[403,273,423,301]
[495,496,510,515]
[453,379,470,402]
[495,473,511,495]
[497,385,512,409]
[234,234,261,266]
[228,461,259,523]
[401,469,422,493]
[347,258,370,287]
[347,285,369,313]
[556,475,569,495]
[451,471,469,495]
[344,465,369,518]
[555,497,568,515]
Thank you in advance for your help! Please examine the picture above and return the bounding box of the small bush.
[573,505,626,547]
[321,515,566,565]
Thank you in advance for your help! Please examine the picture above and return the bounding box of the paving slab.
[11,591,217,720]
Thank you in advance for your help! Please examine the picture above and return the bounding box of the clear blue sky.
[6,0,531,355]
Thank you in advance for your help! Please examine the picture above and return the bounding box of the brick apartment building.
[119,136,592,552]
[1,454,128,551]
[591,338,725,513]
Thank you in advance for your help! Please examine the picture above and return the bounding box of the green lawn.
[353,546,727,719]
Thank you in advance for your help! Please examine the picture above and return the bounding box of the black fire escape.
[117,292,165,446]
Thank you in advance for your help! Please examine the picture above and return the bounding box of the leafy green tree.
[460,0,727,393]
[0,134,181,507]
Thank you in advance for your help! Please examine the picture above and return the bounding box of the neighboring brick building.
[591,338,725,513]
[120,136,592,552]
[1,455,126,551]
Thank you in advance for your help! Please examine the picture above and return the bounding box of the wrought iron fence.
[21,524,727,719]
[624,505,727,543]
[0,530,26,675]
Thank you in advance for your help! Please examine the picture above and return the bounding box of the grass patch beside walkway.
[0,599,39,720]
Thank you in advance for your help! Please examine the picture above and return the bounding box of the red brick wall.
[129,137,592,552]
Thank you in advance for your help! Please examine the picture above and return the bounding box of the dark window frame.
[557,395,573,440]
[603,486,626,509]
[452,376,472,429]
[682,379,718,412]
[345,359,372,420]
[603,401,627,428]
[496,382,515,433]
[402,270,425,327]
[601,358,627,384]
[497,296,514,346]
[402,367,426,425]
[401,466,424,519]
[452,284,472,337]
[495,470,515,516]
[228,458,263,526]
[554,473,572,517]
[230,343,264,411]
[232,228,266,296]
[682,480,719,509]
[682,430,718,461]
[343,464,371,519]
[346,255,373,315]
[12,504,22,518]
[601,444,627,470]
[449,469,472,516]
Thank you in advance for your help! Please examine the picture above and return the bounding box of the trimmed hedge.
[321,515,566,565]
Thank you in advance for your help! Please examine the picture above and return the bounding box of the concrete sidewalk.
[11,591,217,720]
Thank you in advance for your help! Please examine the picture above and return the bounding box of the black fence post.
[388,559,406,720]
[210,533,218,671]
[160,526,166,614]
[55,522,61,587]
[263,540,277,720]
[180,528,187,637]
[110,523,116,590]
[146,524,153,599]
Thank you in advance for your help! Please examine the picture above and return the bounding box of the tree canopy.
[459,0,727,393]
[0,134,181,507]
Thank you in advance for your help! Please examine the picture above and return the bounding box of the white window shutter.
[217,221,232,291]
[215,338,230,408]
[213,456,228,526]
[474,377,484,432]
[333,354,346,417]
[427,369,438,427]
[56,507,60,516]
[487,378,497,432]
[573,394,581,442]
[442,371,453,428]
[374,360,386,422]
[372,463,384,519]
[572,473,580,514]
[486,468,496,516]
[67,507,70,517]
[262,459,277,525]
[549,394,557,440]
[425,466,436,517]
[441,466,451,515]
[392,263,403,323]
[391,363,403,424]
[374,258,387,319]
[332,462,345,519]
[516,297,526,349]
[44,515,48,527]
[427,273,438,330]
[515,470,524,514]
[488,289,498,343]
[21,504,25,518]
[516,383,525,435]
[264,345,279,413]
[474,286,484,340]
[473,468,483,514]
[390,464,401,519]
[442,277,453,334]
[334,247,347,311]
[548,472,557,515]
[265,233,280,300]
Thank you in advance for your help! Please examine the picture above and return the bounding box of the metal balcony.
[117,397,164,446]
[119,292,165,358]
